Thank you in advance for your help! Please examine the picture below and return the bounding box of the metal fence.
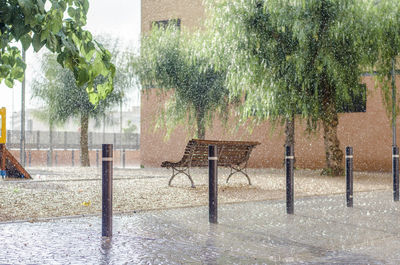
[6,130,140,150]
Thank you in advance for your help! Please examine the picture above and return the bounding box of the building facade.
[141,0,397,171]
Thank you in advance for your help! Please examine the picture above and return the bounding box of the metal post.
[102,144,113,237]
[11,88,14,131]
[392,58,397,147]
[102,114,106,144]
[122,149,126,168]
[28,150,31,167]
[120,100,123,165]
[346,146,353,207]
[37,131,40,150]
[208,145,218,224]
[7,130,11,146]
[393,146,399,201]
[55,151,58,166]
[72,150,75,167]
[64,131,67,150]
[49,126,53,166]
[47,150,50,166]
[20,49,26,167]
[285,145,294,214]
[96,149,99,168]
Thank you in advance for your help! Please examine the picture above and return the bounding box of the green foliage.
[133,25,228,139]
[366,0,400,122]
[204,0,368,128]
[31,52,122,125]
[0,0,115,103]
[0,46,26,88]
[123,120,137,134]
[204,0,373,175]
[94,35,137,102]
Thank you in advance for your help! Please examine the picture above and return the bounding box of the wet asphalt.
[1,190,400,264]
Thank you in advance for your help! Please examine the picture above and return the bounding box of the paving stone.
[0,190,399,264]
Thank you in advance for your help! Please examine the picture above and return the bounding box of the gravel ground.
[0,166,392,222]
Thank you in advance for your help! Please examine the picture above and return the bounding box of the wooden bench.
[161,139,260,188]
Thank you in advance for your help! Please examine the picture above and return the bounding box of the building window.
[152,19,181,29]
[244,83,367,116]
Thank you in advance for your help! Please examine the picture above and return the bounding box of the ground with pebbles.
[0,167,392,222]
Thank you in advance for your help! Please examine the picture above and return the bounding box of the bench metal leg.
[168,167,195,188]
[226,166,251,185]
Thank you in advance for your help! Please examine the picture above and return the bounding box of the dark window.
[244,83,367,117]
[337,84,367,113]
[152,19,181,29]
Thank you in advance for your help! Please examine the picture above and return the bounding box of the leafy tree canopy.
[203,0,371,175]
[32,52,122,123]
[32,51,122,166]
[134,25,228,139]
[0,0,115,104]
[204,0,367,126]
[365,0,400,120]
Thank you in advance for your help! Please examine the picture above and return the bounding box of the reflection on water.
[204,224,218,265]
[0,191,398,264]
[100,237,112,265]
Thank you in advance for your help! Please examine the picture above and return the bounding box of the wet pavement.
[1,190,400,264]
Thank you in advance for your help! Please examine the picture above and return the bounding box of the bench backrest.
[181,139,260,167]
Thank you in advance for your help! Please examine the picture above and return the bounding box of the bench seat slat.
[162,139,260,186]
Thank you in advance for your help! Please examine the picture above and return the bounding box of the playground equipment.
[0,108,31,179]
[0,107,5,144]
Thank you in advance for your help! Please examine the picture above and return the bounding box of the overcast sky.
[0,0,141,125]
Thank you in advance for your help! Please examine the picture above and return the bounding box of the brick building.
[140,0,397,171]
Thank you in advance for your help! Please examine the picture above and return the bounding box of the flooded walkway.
[1,190,400,264]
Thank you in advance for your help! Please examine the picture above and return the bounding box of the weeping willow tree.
[204,0,369,176]
[133,25,228,139]
[216,1,302,150]
[366,0,400,139]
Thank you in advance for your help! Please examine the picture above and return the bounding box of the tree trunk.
[322,111,343,176]
[321,82,344,176]
[196,111,206,140]
[284,114,295,165]
[80,113,90,167]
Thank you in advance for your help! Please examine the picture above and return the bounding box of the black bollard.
[346,146,353,207]
[208,145,218,224]
[393,146,399,201]
[71,150,75,167]
[102,144,113,237]
[285,145,294,214]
